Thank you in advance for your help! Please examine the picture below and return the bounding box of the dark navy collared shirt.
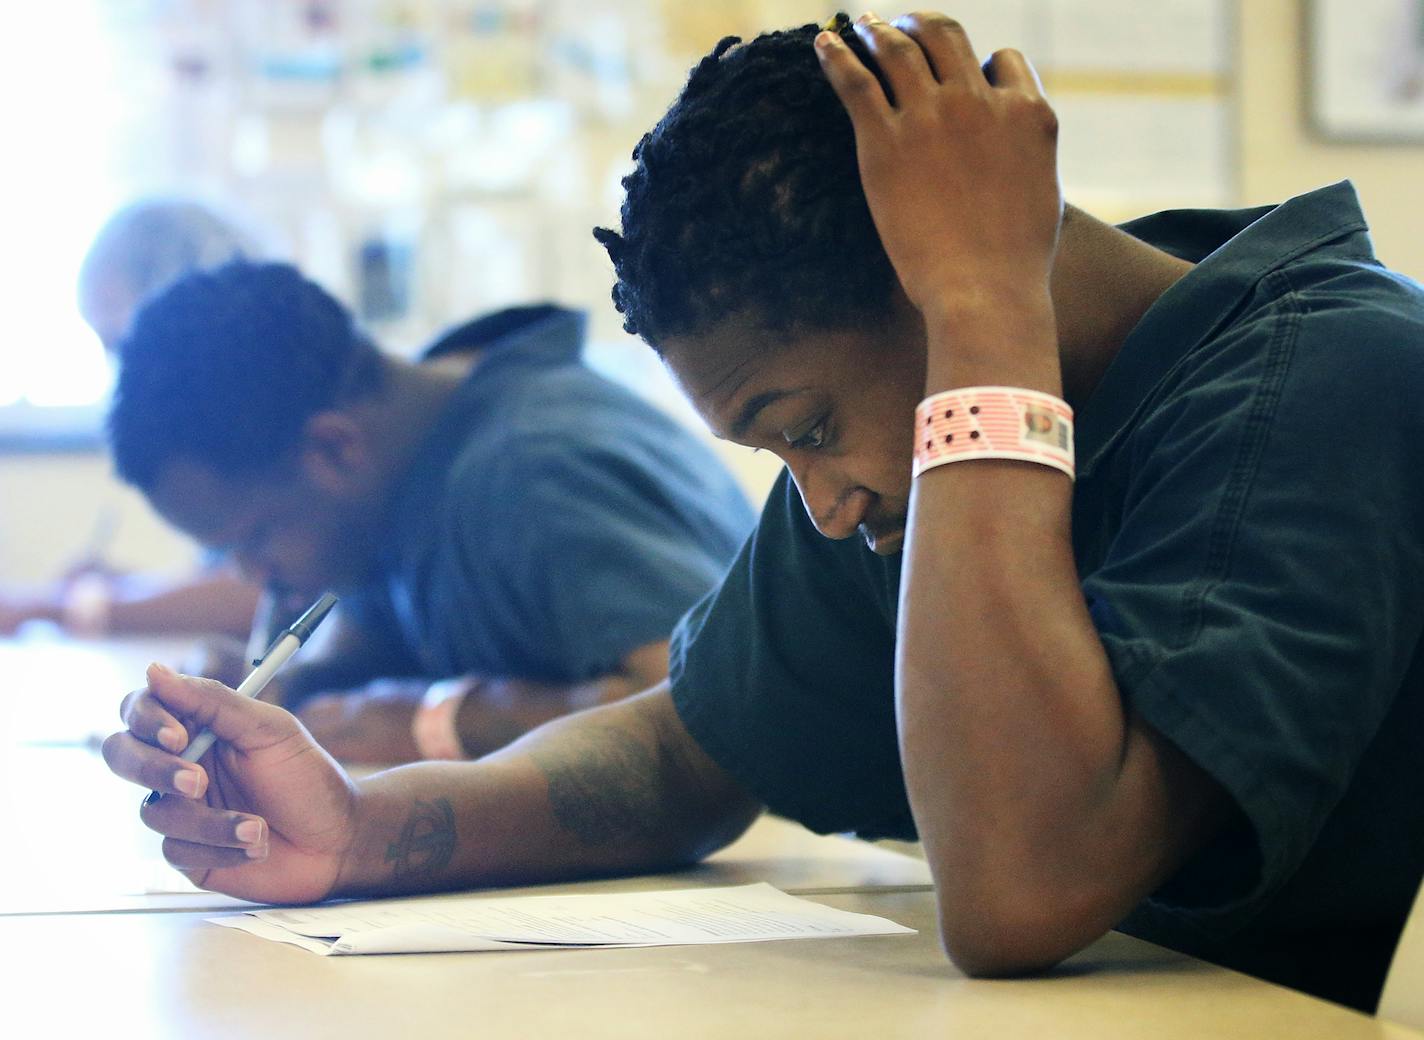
[669,183,1424,1009]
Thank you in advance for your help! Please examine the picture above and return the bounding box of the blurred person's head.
[108,261,397,596]
[78,199,261,352]
[595,22,924,556]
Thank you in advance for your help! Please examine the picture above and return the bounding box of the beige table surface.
[5,638,1419,1037]
[0,634,929,914]
[3,888,1418,1040]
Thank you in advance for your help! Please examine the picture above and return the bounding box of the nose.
[789,463,872,541]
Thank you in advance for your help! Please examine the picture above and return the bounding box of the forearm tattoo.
[530,726,665,847]
[385,797,457,882]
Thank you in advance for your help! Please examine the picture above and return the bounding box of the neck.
[359,358,468,489]
[1048,205,1195,409]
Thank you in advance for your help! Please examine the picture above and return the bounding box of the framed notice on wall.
[1309,0,1424,141]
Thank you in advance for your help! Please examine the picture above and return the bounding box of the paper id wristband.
[913,386,1075,481]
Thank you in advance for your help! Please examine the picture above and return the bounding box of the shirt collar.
[1075,181,1373,477]
[421,303,586,371]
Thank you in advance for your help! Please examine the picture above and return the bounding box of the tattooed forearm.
[530,725,666,846]
[385,798,457,882]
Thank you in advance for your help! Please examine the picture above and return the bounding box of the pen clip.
[251,591,340,665]
[252,631,285,668]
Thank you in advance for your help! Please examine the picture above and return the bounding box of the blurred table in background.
[0,632,203,912]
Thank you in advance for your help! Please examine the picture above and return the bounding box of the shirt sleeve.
[1082,284,1424,931]
[484,438,750,682]
[669,471,916,839]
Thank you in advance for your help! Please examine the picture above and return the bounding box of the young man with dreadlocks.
[104,14,1424,1011]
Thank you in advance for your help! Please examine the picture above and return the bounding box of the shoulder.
[1243,253,1424,371]
[1167,257,1424,420]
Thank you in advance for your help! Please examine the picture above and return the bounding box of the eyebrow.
[731,388,807,440]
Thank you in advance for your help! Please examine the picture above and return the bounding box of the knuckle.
[99,731,127,769]
[1024,95,1058,133]
[118,689,142,724]
[192,674,233,696]
[881,30,917,54]
[897,12,966,37]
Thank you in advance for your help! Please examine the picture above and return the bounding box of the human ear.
[299,411,370,494]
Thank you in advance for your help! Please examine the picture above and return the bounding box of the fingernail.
[246,843,269,861]
[815,30,839,49]
[157,727,184,752]
[149,661,175,678]
[174,769,202,798]
[859,11,881,25]
[235,819,264,845]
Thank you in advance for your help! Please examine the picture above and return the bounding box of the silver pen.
[143,592,338,807]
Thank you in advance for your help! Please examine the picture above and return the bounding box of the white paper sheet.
[211,882,915,956]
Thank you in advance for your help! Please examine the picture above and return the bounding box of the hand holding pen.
[143,593,338,806]
[103,592,360,903]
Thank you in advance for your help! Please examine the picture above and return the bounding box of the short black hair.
[108,260,384,491]
[594,18,895,349]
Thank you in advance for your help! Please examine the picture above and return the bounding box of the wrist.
[19,596,64,625]
[413,677,482,760]
[330,778,395,897]
[920,287,1060,395]
[919,278,1053,328]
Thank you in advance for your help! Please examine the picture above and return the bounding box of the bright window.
[0,3,145,441]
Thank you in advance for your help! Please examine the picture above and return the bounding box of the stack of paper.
[213,882,915,956]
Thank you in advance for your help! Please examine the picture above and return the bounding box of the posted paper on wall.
[211,882,915,955]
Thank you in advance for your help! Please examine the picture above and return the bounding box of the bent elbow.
[936,895,1100,980]
[941,934,1065,980]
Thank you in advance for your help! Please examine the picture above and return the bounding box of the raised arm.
[102,666,761,903]
[817,13,1227,974]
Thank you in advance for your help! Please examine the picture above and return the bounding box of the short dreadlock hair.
[594,18,895,349]
[109,261,385,492]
